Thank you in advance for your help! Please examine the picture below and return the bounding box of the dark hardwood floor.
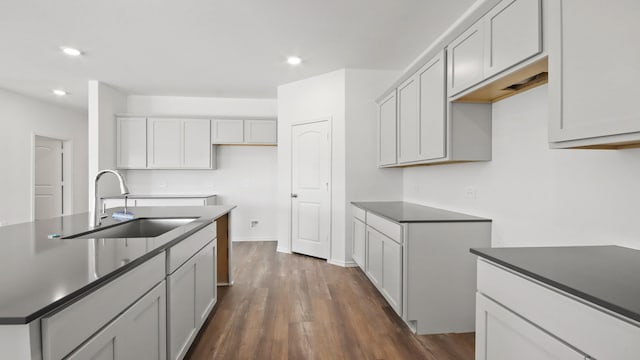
[187,241,475,360]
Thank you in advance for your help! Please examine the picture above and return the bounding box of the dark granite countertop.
[351,201,491,223]
[0,205,234,325]
[471,246,640,323]
[101,194,217,199]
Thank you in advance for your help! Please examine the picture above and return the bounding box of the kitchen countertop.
[471,245,640,323]
[352,201,491,223]
[101,194,217,199]
[0,205,234,325]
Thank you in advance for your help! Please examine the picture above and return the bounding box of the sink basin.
[66,218,198,239]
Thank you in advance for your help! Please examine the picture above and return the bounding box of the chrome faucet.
[93,169,129,227]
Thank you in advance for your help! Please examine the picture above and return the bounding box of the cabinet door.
[476,293,586,360]
[382,237,402,314]
[549,0,640,144]
[195,243,216,327]
[183,119,211,169]
[378,91,397,166]
[211,119,244,144]
[366,227,384,288]
[484,0,541,77]
[448,22,484,95]
[148,118,182,168]
[168,260,197,360]
[244,120,277,144]
[397,76,420,164]
[352,217,366,270]
[418,51,447,161]
[67,281,166,360]
[117,117,147,169]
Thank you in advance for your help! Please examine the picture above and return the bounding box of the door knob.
[291,194,298,198]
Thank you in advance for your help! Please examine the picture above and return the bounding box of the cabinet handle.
[291,194,298,198]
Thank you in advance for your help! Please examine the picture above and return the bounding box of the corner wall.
[0,88,88,226]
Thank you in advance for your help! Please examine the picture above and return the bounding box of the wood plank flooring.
[187,241,475,360]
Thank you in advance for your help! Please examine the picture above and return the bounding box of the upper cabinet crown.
[548,0,640,149]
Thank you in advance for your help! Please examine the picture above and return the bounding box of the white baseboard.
[232,237,277,242]
[276,246,292,254]
[327,258,358,268]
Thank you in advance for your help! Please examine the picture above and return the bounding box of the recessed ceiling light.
[60,47,82,57]
[52,89,68,96]
[287,56,302,66]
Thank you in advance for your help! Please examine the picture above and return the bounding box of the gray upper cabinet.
[377,91,397,166]
[448,22,485,96]
[211,119,244,144]
[397,76,420,164]
[484,0,542,78]
[244,119,277,144]
[398,51,447,164]
[418,51,447,161]
[548,0,640,148]
[117,117,147,169]
[448,0,542,97]
[147,118,212,169]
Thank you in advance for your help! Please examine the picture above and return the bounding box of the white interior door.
[34,136,63,220]
[291,120,330,259]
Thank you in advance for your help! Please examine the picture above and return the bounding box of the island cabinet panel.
[167,240,217,360]
[117,117,147,169]
[476,259,640,360]
[66,281,167,360]
[377,91,397,166]
[42,254,165,360]
[548,0,640,148]
[483,0,542,78]
[475,293,584,360]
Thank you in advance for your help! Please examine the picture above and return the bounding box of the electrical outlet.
[464,186,477,199]
[250,220,259,228]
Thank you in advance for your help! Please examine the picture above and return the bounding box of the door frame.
[289,117,333,260]
[31,132,75,221]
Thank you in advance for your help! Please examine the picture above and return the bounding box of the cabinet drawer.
[366,213,401,243]
[478,260,640,360]
[42,253,165,360]
[167,222,216,274]
[135,198,206,207]
[352,206,366,222]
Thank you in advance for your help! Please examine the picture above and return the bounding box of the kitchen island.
[0,205,234,360]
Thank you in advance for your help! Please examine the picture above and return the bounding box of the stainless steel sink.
[66,218,198,239]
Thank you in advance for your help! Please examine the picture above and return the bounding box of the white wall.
[125,95,278,242]
[0,88,88,226]
[277,70,346,259]
[88,81,127,211]
[403,84,640,250]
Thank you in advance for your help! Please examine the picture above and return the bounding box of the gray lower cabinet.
[167,240,217,360]
[351,217,366,269]
[66,281,167,360]
[352,204,491,335]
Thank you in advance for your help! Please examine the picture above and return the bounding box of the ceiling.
[0,0,475,110]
